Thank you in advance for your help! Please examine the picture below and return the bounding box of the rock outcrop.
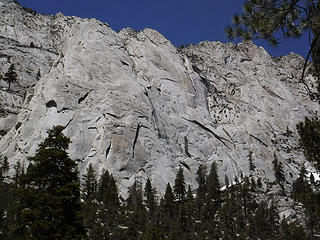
[0,0,318,197]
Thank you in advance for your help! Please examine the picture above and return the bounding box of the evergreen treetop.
[8,126,84,240]
[174,167,186,202]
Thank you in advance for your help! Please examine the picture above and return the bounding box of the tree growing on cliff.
[4,64,18,91]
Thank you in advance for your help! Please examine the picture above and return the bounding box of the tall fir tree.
[297,117,320,171]
[144,178,157,217]
[196,164,207,204]
[96,169,119,207]
[0,155,10,239]
[272,153,285,187]
[207,162,221,201]
[82,163,97,201]
[8,126,84,240]
[162,183,174,216]
[174,167,186,202]
[82,163,99,239]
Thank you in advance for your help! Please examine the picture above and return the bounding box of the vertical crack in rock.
[105,142,111,159]
[143,90,164,139]
[78,90,93,104]
[184,136,191,158]
[249,133,268,147]
[132,123,141,158]
[183,117,231,149]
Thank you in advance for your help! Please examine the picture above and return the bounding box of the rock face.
[0,0,318,196]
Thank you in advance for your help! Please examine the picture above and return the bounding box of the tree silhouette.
[4,64,18,91]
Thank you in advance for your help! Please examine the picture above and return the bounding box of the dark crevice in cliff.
[78,90,92,104]
[249,133,268,147]
[105,142,111,159]
[183,117,231,149]
[132,124,141,158]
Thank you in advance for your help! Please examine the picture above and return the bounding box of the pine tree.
[0,155,10,239]
[163,183,174,216]
[126,179,146,240]
[225,0,320,97]
[257,177,263,190]
[272,153,285,187]
[297,117,320,171]
[174,167,186,202]
[82,163,97,201]
[142,223,164,240]
[144,178,157,217]
[4,64,18,91]
[8,126,85,240]
[196,164,207,202]
[96,169,119,207]
[186,185,193,202]
[82,163,99,239]
[207,162,221,201]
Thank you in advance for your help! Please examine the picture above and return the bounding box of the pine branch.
[300,30,320,96]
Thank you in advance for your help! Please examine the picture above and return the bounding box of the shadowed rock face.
[0,0,318,196]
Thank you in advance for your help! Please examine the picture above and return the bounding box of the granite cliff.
[0,0,318,200]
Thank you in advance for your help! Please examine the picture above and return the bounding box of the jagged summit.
[0,0,318,197]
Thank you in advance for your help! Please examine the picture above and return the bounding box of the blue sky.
[18,0,309,58]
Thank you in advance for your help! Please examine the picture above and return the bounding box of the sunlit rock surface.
[0,0,318,197]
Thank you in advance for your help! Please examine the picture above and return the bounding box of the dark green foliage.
[0,155,10,239]
[96,169,119,207]
[1,156,311,240]
[278,218,308,240]
[8,126,84,240]
[292,165,310,201]
[207,162,221,201]
[162,183,174,216]
[226,0,320,99]
[297,117,320,171]
[226,0,319,45]
[82,164,99,239]
[82,163,97,201]
[142,223,164,240]
[144,178,157,217]
[257,177,263,189]
[4,64,18,91]
[272,152,285,187]
[125,179,146,239]
[174,167,186,202]
[195,164,206,206]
